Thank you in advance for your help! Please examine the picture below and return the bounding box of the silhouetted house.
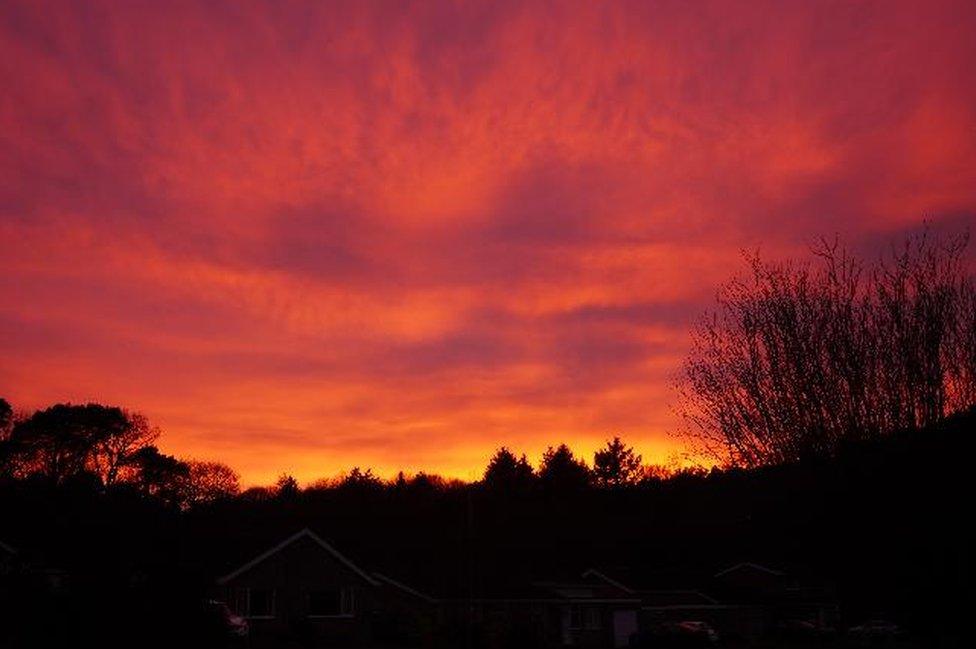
[710,562,839,633]
[591,561,838,643]
[216,528,438,647]
[712,562,787,601]
[585,568,761,643]
[638,588,765,642]
[438,568,640,648]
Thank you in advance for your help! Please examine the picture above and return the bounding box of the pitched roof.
[216,527,379,586]
[714,562,785,578]
[0,539,15,556]
[581,568,636,594]
[373,572,438,603]
[639,589,719,606]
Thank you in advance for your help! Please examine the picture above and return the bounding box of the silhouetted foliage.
[127,445,190,506]
[592,436,643,487]
[183,460,241,506]
[637,464,674,485]
[0,397,11,438]
[9,403,132,483]
[407,471,451,493]
[537,444,590,490]
[393,470,408,490]
[482,447,534,490]
[336,466,384,492]
[0,399,240,513]
[0,397,14,477]
[239,485,275,501]
[96,410,160,486]
[275,473,301,499]
[680,229,976,466]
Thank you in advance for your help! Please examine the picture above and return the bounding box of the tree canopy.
[0,400,238,507]
[592,436,643,487]
[538,444,591,490]
[483,447,534,490]
[680,230,976,466]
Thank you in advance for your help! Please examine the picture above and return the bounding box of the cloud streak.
[2,0,975,483]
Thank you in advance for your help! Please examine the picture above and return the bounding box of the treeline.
[1,395,701,507]
[0,399,239,508]
[255,438,686,501]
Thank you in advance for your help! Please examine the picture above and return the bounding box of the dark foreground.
[2,410,973,648]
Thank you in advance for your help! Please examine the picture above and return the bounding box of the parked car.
[195,599,248,645]
[633,620,719,647]
[677,621,719,643]
[777,618,836,638]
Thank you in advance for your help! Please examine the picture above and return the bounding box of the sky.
[2,0,975,485]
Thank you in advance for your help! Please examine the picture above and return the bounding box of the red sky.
[2,0,975,485]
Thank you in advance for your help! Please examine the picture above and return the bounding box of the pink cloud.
[1,0,975,484]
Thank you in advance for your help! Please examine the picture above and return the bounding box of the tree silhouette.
[183,460,240,505]
[537,444,590,490]
[680,230,976,466]
[92,410,159,486]
[406,471,449,493]
[9,403,130,483]
[592,436,643,487]
[483,447,534,490]
[275,473,301,499]
[126,445,189,505]
[336,466,384,492]
[0,398,12,477]
[0,398,11,439]
[393,470,408,490]
[4,403,164,485]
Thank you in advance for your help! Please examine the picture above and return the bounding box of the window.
[308,588,354,617]
[246,588,275,618]
[569,606,582,630]
[584,607,601,630]
[569,606,601,630]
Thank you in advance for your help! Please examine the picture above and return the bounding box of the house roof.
[216,527,379,586]
[373,572,438,603]
[638,589,719,606]
[714,562,785,578]
[581,568,635,594]
[0,539,15,556]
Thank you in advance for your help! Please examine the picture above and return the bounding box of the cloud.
[1,0,975,484]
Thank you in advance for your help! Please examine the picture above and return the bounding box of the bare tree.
[679,229,975,467]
